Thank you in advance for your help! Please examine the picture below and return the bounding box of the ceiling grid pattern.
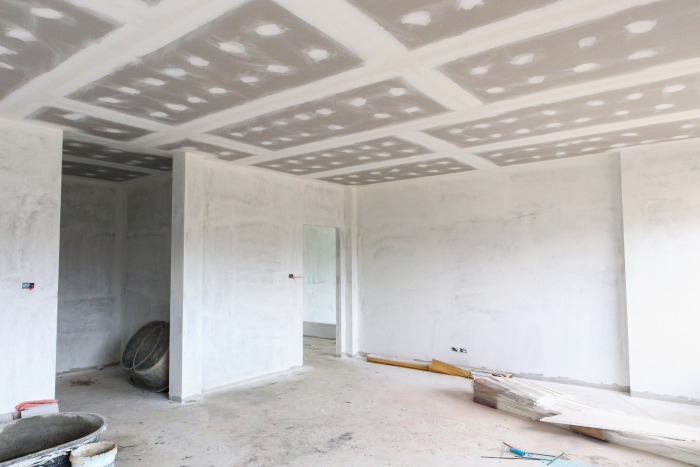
[0,0,698,184]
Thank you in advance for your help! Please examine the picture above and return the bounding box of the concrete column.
[169,152,204,402]
[338,187,360,357]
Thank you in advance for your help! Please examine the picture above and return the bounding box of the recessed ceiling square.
[479,118,700,166]
[425,74,700,148]
[209,78,448,149]
[63,139,172,171]
[320,157,473,185]
[254,137,432,175]
[439,0,700,102]
[30,107,154,141]
[62,159,150,182]
[0,0,119,100]
[157,139,253,161]
[347,0,558,50]
[67,0,363,124]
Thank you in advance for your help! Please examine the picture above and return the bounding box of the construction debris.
[428,359,471,377]
[366,354,429,371]
[472,376,700,466]
[366,353,511,378]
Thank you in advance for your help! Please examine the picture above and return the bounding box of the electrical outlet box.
[451,347,458,352]
[22,283,34,290]
[460,348,467,353]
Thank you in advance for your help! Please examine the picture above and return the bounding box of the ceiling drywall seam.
[457,108,700,155]
[62,155,161,175]
[0,0,250,116]
[147,0,661,145]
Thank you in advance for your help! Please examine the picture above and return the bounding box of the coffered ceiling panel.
[209,78,448,149]
[29,106,154,141]
[439,0,700,102]
[62,159,150,182]
[67,0,363,125]
[479,117,700,166]
[320,157,474,185]
[425,73,700,148]
[253,136,432,175]
[347,0,558,50]
[0,0,119,99]
[63,139,172,171]
[156,139,254,161]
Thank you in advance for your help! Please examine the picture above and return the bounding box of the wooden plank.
[428,359,472,378]
[366,353,429,371]
[571,425,607,441]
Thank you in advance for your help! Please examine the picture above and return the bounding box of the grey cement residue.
[0,0,119,99]
[439,0,700,102]
[320,157,473,185]
[255,136,433,175]
[122,176,172,348]
[348,0,558,50]
[477,117,700,166]
[29,106,154,141]
[63,139,172,172]
[210,78,448,149]
[62,159,150,182]
[67,0,363,125]
[156,139,253,161]
[425,73,700,149]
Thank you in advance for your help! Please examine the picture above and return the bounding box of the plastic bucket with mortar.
[69,442,117,467]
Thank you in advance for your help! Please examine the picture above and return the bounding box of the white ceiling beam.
[62,155,162,174]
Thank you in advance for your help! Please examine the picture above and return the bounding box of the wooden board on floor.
[367,354,429,371]
[428,359,471,378]
[571,425,607,441]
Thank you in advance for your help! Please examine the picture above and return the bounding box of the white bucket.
[70,441,117,467]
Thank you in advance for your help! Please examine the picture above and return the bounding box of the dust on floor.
[56,337,700,466]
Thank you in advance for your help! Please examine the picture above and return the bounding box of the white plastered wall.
[620,140,700,404]
[356,153,631,389]
[0,118,63,413]
[169,153,352,399]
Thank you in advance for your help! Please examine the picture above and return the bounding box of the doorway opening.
[302,225,340,355]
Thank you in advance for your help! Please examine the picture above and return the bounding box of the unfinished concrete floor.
[57,337,700,467]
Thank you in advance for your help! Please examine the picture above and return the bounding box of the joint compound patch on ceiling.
[347,0,558,50]
[63,139,172,171]
[424,73,700,148]
[208,78,448,149]
[62,159,150,182]
[253,137,433,175]
[320,157,474,185]
[0,0,120,100]
[479,118,700,166]
[66,0,364,125]
[156,139,254,161]
[29,106,154,141]
[439,0,700,102]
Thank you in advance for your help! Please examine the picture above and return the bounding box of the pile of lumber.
[366,353,511,379]
[473,376,700,466]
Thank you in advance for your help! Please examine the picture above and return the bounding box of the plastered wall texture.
[620,141,700,404]
[200,161,345,391]
[122,175,172,349]
[302,225,337,325]
[357,153,630,389]
[57,179,122,372]
[0,119,62,414]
